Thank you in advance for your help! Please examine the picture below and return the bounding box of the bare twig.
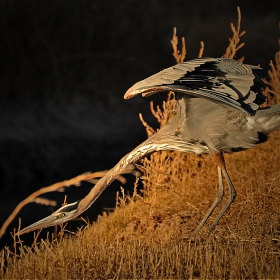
[198,41,205,58]
[139,113,156,137]
[224,6,245,61]
[263,41,280,105]
[0,170,127,238]
[171,27,187,63]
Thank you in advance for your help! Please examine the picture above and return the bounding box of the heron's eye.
[57,213,65,219]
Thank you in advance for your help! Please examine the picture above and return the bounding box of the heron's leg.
[208,168,236,231]
[189,166,224,238]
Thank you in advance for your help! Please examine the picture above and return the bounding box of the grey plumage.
[17,58,280,237]
[125,58,266,114]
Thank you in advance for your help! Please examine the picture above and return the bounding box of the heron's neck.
[77,133,172,212]
[78,108,208,213]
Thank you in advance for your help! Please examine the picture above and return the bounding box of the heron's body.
[154,96,278,155]
[125,57,280,155]
[17,58,280,237]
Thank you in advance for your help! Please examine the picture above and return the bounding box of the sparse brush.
[263,41,280,105]
[171,27,187,63]
[171,27,205,63]
[224,6,245,61]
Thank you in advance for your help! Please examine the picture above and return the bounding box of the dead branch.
[171,27,187,63]
[0,170,127,238]
[263,41,280,105]
[224,6,245,61]
[198,41,205,58]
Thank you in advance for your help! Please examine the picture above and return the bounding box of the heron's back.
[125,58,280,154]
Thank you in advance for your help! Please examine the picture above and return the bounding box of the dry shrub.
[223,6,245,61]
[171,27,187,63]
[3,125,280,279]
[131,93,218,240]
[118,93,280,241]
[118,6,248,241]
[263,41,280,105]
[171,26,205,63]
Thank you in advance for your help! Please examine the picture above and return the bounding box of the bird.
[17,57,280,237]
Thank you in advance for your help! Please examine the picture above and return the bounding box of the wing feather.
[124,58,265,115]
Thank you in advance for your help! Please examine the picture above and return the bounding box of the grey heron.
[17,57,280,237]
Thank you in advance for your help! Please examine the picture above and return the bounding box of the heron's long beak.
[16,214,57,235]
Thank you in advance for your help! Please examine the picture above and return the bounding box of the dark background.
[0,0,279,248]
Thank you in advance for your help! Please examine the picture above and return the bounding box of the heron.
[17,57,280,237]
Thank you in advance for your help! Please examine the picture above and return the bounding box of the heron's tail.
[255,104,280,134]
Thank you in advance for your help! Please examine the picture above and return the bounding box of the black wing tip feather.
[124,57,267,115]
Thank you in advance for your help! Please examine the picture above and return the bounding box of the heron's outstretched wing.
[124,58,266,115]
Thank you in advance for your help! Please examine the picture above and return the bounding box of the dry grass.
[2,126,280,278]
[1,7,280,279]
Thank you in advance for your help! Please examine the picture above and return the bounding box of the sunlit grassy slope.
[2,95,280,279]
[1,8,280,279]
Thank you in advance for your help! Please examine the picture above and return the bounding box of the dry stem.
[263,41,280,105]
[171,27,187,63]
[0,170,127,238]
[224,6,245,61]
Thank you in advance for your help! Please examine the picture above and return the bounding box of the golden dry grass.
[2,127,280,278]
[1,7,280,279]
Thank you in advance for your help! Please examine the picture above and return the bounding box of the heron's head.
[17,200,81,235]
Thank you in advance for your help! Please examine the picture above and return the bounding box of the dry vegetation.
[1,7,280,279]
[0,170,126,239]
